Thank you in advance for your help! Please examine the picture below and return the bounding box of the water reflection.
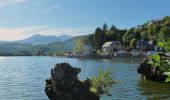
[137,79,170,100]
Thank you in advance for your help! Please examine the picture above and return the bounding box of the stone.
[45,63,99,100]
[137,59,167,82]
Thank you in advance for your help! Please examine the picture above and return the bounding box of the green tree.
[153,24,161,34]
[158,38,170,51]
[36,50,44,56]
[103,23,108,33]
[141,31,149,41]
[158,26,170,41]
[94,27,105,50]
[147,27,154,38]
[122,28,134,46]
[75,37,87,54]
[164,17,170,26]
[130,38,137,49]
[90,69,115,96]
[134,29,141,39]
[105,25,117,41]
[88,34,95,50]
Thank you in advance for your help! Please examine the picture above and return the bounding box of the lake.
[0,56,170,100]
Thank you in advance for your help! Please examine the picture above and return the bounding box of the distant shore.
[50,53,145,59]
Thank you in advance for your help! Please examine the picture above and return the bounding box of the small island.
[137,53,170,82]
[45,63,115,100]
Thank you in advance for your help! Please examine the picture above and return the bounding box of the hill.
[84,16,170,51]
[31,36,85,54]
[15,34,73,45]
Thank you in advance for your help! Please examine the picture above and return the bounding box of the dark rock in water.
[45,63,99,100]
[137,60,167,82]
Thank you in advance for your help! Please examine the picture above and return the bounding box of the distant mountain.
[15,34,73,45]
[0,35,80,56]
[45,36,83,53]
[0,42,33,55]
[30,36,85,54]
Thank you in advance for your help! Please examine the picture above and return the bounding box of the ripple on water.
[0,57,170,100]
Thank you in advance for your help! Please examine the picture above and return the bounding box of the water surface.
[0,56,170,100]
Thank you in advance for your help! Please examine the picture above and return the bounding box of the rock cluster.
[45,63,99,100]
[137,53,169,82]
[137,60,167,82]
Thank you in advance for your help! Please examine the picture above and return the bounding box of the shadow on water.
[137,78,170,100]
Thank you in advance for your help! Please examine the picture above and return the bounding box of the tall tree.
[94,27,105,50]
[103,23,108,33]
[158,26,170,42]
[130,38,137,49]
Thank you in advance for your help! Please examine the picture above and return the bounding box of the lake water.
[0,56,170,100]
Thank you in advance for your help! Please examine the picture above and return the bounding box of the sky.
[0,0,170,41]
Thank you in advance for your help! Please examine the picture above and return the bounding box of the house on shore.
[136,40,155,51]
[136,39,164,51]
[102,41,122,55]
[148,18,164,25]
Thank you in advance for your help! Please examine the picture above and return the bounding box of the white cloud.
[36,27,91,36]
[0,26,92,41]
[13,0,28,3]
[0,0,28,6]
[39,4,60,16]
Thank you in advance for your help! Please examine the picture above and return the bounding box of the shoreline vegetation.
[137,52,170,82]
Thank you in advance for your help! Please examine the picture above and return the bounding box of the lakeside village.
[51,17,170,59]
[66,39,155,58]
[52,39,164,58]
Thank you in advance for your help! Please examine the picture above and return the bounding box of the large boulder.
[137,60,167,82]
[45,63,99,100]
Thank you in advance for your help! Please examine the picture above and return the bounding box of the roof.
[102,42,113,47]
[153,18,164,22]
[138,40,149,46]
[102,41,121,47]
[150,18,164,23]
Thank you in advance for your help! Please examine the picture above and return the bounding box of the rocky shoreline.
[137,60,167,82]
[137,53,170,82]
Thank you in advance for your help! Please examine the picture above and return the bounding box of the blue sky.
[0,0,170,40]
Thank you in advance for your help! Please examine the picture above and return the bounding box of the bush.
[147,54,170,82]
[90,69,116,96]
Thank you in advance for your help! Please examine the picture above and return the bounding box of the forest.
[75,16,170,53]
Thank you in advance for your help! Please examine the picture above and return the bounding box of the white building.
[148,18,164,25]
[102,41,122,55]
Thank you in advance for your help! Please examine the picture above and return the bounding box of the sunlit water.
[0,56,170,100]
